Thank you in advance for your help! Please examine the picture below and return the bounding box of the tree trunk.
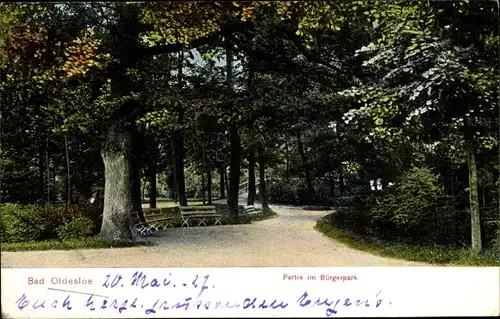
[100,5,147,240]
[247,150,256,206]
[285,139,289,175]
[339,166,345,194]
[173,131,187,206]
[168,169,177,200]
[64,134,71,205]
[201,167,206,205]
[467,144,482,253]
[482,186,486,208]
[100,118,143,242]
[132,134,145,223]
[219,165,226,199]
[173,50,187,206]
[330,176,335,195]
[296,130,315,197]
[225,37,240,217]
[45,137,51,204]
[227,125,241,217]
[451,176,455,197]
[207,166,212,204]
[258,148,269,209]
[38,150,45,203]
[167,139,177,201]
[149,138,157,209]
[141,180,146,203]
[224,167,229,199]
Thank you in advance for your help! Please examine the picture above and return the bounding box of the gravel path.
[1,205,426,268]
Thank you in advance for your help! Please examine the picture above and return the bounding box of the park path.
[1,202,427,268]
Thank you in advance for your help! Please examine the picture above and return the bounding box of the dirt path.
[1,205,426,268]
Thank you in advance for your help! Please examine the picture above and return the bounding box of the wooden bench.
[134,208,179,236]
[243,205,260,215]
[179,206,221,227]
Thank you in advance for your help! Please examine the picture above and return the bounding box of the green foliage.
[0,204,44,243]
[350,167,470,245]
[0,203,100,243]
[56,215,95,241]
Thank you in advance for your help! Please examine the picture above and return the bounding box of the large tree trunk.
[149,138,157,209]
[258,148,269,209]
[100,5,146,241]
[296,130,315,197]
[467,144,482,253]
[173,50,187,206]
[247,150,256,206]
[207,166,212,204]
[225,37,240,216]
[227,125,241,217]
[219,165,226,199]
[100,118,143,242]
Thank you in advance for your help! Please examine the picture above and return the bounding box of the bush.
[367,167,466,244]
[488,231,500,258]
[1,203,101,243]
[0,204,45,243]
[56,215,95,241]
[338,167,474,245]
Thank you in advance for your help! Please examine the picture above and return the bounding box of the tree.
[339,0,498,252]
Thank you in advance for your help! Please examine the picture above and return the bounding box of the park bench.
[179,205,222,227]
[134,208,180,236]
[242,205,260,215]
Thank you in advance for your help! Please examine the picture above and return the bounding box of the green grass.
[1,236,148,252]
[315,214,500,266]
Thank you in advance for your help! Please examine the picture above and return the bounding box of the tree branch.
[139,21,253,58]
[229,33,351,89]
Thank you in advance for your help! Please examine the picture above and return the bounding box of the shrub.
[488,231,500,258]
[56,215,95,241]
[1,203,101,243]
[0,204,45,243]
[341,167,473,245]
[267,179,299,205]
[368,167,464,243]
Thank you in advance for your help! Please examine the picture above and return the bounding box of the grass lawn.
[315,214,500,267]
[1,236,149,252]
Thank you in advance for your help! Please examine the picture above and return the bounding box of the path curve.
[1,205,427,268]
